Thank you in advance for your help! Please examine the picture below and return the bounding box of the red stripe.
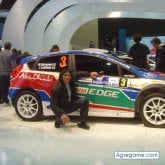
[89,103,134,112]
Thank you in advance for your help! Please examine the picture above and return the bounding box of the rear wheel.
[14,91,43,121]
[140,93,165,128]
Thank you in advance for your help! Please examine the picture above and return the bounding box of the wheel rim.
[143,97,165,125]
[17,94,39,119]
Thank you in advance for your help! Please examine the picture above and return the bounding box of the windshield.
[106,52,151,72]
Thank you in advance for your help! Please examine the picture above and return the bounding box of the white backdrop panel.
[24,0,78,54]
[2,0,165,53]
[44,3,165,52]
[2,0,43,50]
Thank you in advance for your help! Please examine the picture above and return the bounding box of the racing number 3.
[59,56,67,68]
[119,78,128,87]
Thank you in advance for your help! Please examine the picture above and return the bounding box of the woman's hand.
[90,72,99,79]
[61,114,70,124]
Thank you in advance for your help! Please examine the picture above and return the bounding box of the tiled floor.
[0,104,165,165]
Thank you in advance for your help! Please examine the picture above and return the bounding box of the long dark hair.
[58,68,76,98]
[58,68,74,87]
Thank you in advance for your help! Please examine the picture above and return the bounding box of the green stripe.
[77,83,135,109]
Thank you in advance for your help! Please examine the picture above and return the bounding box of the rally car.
[9,50,165,128]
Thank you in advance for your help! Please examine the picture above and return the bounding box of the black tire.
[14,90,43,121]
[140,93,165,128]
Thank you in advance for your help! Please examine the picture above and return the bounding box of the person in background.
[51,68,98,130]
[89,41,95,48]
[154,42,165,73]
[11,48,20,65]
[150,37,165,72]
[0,46,1,101]
[128,33,150,69]
[17,51,31,64]
[49,44,60,52]
[0,42,16,106]
[151,37,161,51]
[0,47,2,101]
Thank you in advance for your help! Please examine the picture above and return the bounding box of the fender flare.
[135,84,165,113]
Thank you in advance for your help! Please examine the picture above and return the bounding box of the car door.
[27,54,72,99]
[73,54,135,118]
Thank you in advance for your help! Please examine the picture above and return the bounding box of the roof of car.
[20,50,117,64]
[18,50,165,80]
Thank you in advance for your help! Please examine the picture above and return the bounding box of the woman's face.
[62,72,71,84]
[152,42,159,49]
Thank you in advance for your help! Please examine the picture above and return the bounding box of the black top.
[155,44,165,72]
[128,43,150,68]
[51,71,90,115]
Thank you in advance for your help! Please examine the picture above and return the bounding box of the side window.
[75,55,119,76]
[29,55,68,72]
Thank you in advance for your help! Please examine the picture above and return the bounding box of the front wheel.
[14,91,43,121]
[140,93,165,128]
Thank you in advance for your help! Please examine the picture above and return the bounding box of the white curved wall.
[2,0,42,51]
[2,0,165,54]
[24,0,78,54]
[45,3,165,51]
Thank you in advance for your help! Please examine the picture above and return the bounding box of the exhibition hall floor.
[0,104,165,165]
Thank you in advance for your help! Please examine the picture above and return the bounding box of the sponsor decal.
[77,86,119,98]
[92,76,109,85]
[88,88,119,98]
[19,72,54,82]
[108,77,119,87]
[143,73,157,78]
[92,76,119,87]
[77,87,88,94]
[38,63,56,70]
